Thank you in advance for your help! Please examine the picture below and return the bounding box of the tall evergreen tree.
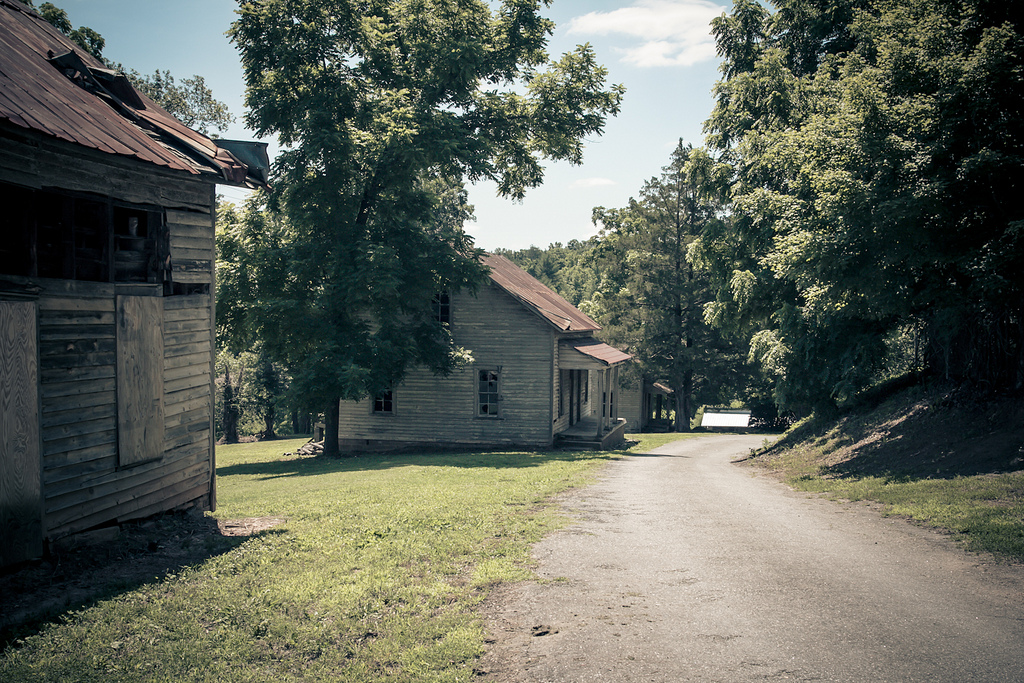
[593,142,743,431]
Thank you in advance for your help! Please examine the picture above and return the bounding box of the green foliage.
[130,70,234,136]
[36,1,105,59]
[0,440,624,682]
[227,0,623,453]
[698,0,1024,412]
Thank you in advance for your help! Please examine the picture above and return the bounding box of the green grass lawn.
[755,443,1024,561]
[2,434,689,682]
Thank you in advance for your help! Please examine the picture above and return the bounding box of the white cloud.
[567,0,725,68]
[571,177,617,188]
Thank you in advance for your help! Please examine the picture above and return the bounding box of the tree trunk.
[323,397,341,457]
[262,404,276,440]
[223,367,239,444]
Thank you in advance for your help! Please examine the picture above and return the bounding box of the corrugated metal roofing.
[0,0,266,187]
[563,338,633,366]
[483,254,601,332]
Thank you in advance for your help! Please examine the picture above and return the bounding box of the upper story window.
[432,291,451,326]
[0,181,166,285]
[478,369,500,418]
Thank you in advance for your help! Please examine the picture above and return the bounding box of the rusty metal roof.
[483,254,601,332]
[0,0,267,187]
[562,338,633,366]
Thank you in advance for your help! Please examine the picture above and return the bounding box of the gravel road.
[477,434,1024,682]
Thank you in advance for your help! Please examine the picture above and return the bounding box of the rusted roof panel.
[0,0,266,187]
[483,254,601,332]
[563,338,633,366]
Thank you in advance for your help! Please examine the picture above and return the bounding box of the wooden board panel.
[166,209,213,228]
[163,294,211,312]
[0,301,43,567]
[170,246,214,262]
[163,318,210,334]
[169,234,215,252]
[116,296,165,467]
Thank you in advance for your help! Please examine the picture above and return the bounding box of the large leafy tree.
[697,0,1024,412]
[592,142,744,431]
[229,0,624,455]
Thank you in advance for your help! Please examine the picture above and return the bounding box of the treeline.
[504,0,1024,426]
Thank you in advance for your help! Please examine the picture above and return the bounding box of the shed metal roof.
[483,254,601,332]
[0,0,267,187]
[562,338,633,366]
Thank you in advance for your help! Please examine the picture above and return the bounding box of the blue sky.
[63,0,727,251]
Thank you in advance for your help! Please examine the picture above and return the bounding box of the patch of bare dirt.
[0,512,284,649]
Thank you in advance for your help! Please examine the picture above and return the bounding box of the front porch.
[555,416,629,450]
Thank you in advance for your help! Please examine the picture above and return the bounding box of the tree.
[31,1,105,59]
[130,70,234,136]
[592,142,745,431]
[697,0,1024,412]
[229,0,624,456]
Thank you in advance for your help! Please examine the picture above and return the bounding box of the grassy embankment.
[1,433,689,682]
[750,385,1024,561]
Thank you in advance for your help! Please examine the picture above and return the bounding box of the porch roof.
[559,338,632,369]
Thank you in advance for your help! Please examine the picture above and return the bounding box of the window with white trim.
[373,389,394,414]
[478,369,500,417]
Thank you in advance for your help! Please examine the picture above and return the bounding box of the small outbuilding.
[335,254,632,451]
[0,0,267,567]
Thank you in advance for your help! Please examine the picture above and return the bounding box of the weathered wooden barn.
[336,254,632,451]
[0,0,267,567]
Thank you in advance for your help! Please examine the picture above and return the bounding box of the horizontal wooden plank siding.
[167,210,214,285]
[38,295,118,492]
[338,282,556,448]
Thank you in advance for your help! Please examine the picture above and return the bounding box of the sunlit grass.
[767,445,1024,560]
[627,431,702,452]
[3,436,678,682]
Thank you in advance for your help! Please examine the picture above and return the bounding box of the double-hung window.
[373,389,394,414]
[478,369,500,418]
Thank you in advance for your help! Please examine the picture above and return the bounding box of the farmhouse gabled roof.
[483,254,601,333]
[0,0,268,188]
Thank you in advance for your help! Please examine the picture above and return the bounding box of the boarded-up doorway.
[116,295,164,467]
[0,300,42,567]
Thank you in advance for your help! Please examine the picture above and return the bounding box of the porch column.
[612,365,620,423]
[595,368,605,438]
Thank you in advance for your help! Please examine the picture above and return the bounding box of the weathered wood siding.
[619,384,644,431]
[0,300,42,566]
[0,132,216,552]
[337,281,556,448]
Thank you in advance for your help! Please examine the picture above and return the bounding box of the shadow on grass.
[218,447,623,481]
[0,513,286,652]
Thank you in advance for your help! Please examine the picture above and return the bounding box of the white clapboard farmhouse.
[0,0,267,567]
[336,254,632,452]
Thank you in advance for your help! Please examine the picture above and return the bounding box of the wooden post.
[595,369,604,438]
[612,365,620,424]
